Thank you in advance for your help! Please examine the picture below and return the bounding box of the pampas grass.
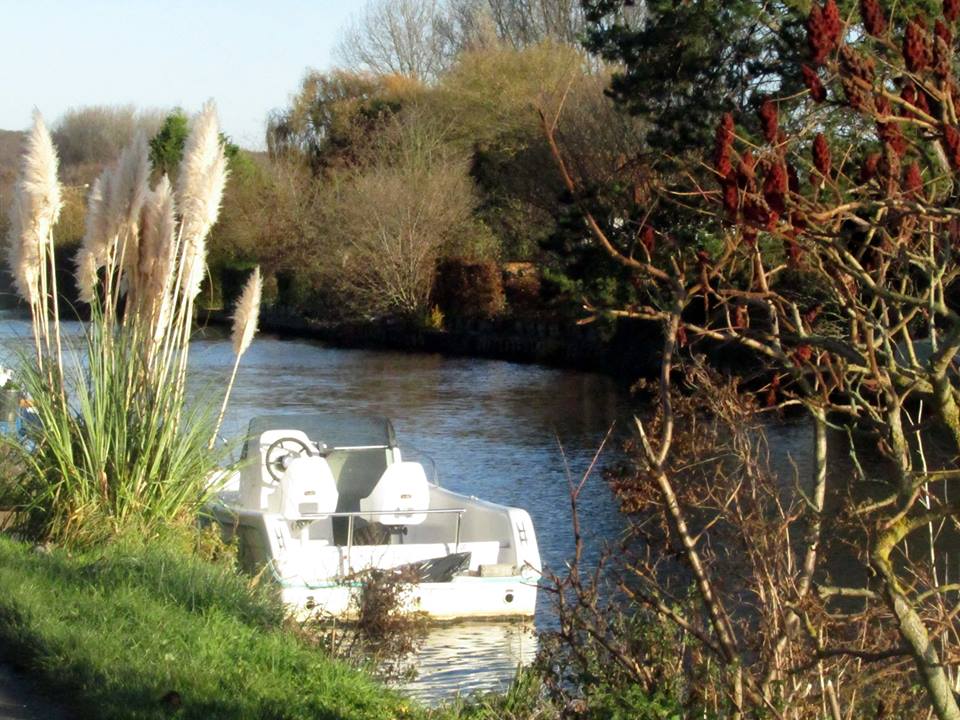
[6,102,255,546]
[6,112,63,365]
[231,266,261,356]
[176,102,228,303]
[211,266,261,447]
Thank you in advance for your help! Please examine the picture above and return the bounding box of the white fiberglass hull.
[279,572,539,621]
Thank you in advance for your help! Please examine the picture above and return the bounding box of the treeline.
[232,0,645,324]
[0,1,646,326]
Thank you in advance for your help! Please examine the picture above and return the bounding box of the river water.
[0,315,633,702]
[6,316,958,704]
[187,327,633,701]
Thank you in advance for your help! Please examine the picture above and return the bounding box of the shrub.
[4,105,260,546]
[433,258,505,319]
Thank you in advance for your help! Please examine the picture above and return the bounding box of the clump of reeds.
[5,103,257,545]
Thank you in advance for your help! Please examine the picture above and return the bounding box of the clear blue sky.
[0,0,358,149]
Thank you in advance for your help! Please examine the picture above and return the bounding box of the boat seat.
[278,455,338,546]
[360,461,429,526]
[280,455,338,519]
[240,429,315,511]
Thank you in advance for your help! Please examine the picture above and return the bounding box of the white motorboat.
[210,414,541,620]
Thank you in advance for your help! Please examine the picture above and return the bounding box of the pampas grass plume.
[110,132,150,284]
[176,102,229,301]
[212,265,261,446]
[231,266,261,356]
[139,175,176,297]
[7,111,62,304]
[76,173,109,303]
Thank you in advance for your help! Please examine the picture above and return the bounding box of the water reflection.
[401,623,537,700]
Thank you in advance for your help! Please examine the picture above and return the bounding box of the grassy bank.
[0,534,430,720]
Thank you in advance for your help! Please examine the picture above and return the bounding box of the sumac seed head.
[813,133,832,177]
[860,0,887,36]
[802,64,827,102]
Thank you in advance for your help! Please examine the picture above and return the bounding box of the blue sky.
[0,0,358,149]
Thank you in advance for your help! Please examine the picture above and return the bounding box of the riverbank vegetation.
[534,1,960,718]
[1,104,264,546]
[2,0,960,718]
[0,533,427,720]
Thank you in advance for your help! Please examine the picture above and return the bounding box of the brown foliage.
[433,258,505,319]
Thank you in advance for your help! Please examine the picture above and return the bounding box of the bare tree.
[335,0,456,81]
[52,105,166,171]
[329,112,477,317]
[537,1,960,717]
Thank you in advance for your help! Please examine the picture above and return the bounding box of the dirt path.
[0,663,71,720]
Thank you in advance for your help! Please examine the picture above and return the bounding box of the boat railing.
[294,508,467,575]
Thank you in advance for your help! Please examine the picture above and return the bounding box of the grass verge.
[0,534,428,720]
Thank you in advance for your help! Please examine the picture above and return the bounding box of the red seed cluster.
[813,133,832,177]
[824,0,842,42]
[842,76,874,113]
[903,162,925,198]
[901,83,931,117]
[714,112,735,176]
[880,150,901,195]
[758,99,779,143]
[944,124,960,168]
[743,198,773,229]
[802,65,827,102]
[763,162,788,215]
[794,345,813,364]
[860,0,887,36]
[786,239,804,266]
[861,152,881,182]
[640,225,656,254]
[946,0,960,24]
[934,35,952,78]
[904,16,932,73]
[807,0,842,64]
[841,46,876,82]
[723,176,740,217]
[878,121,907,156]
[936,19,953,45]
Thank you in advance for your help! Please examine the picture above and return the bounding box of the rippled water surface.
[0,315,633,701]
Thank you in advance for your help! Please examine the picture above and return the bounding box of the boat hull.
[280,573,539,621]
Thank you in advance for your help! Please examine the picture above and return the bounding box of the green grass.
[0,534,430,720]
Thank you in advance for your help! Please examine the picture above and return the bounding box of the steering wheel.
[264,436,314,484]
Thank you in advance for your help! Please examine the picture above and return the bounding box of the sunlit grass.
[0,534,430,720]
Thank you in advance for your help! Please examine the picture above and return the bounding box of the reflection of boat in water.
[400,622,538,701]
[211,414,541,620]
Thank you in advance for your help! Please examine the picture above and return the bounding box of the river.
[0,315,633,703]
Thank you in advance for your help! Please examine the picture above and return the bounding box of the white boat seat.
[280,455,338,519]
[240,429,316,511]
[360,461,429,526]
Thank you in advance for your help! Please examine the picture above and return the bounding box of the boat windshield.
[243,414,396,459]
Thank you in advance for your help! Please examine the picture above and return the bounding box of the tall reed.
[5,103,251,545]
